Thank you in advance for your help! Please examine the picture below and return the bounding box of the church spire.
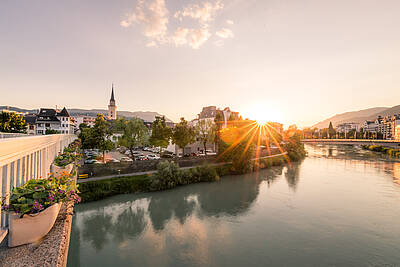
[110,84,115,102]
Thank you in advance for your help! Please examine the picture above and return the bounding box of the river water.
[67,145,400,266]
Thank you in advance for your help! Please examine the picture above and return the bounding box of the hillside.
[0,106,173,123]
[370,105,400,119]
[312,107,389,129]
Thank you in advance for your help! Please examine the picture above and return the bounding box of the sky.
[1,0,400,127]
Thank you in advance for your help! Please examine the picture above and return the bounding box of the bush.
[79,175,150,203]
[149,161,219,191]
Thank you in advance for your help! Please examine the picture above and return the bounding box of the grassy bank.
[78,154,295,203]
[362,145,400,158]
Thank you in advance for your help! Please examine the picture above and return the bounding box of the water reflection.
[285,162,302,191]
[71,166,290,255]
[68,144,400,266]
[82,211,113,251]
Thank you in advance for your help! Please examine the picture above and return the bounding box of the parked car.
[161,152,174,158]
[120,157,133,162]
[205,150,217,156]
[106,158,120,163]
[135,155,147,161]
[84,159,97,164]
[147,154,160,160]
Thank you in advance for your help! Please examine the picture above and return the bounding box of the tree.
[172,118,196,156]
[149,116,172,152]
[195,119,216,155]
[79,123,90,131]
[0,111,27,133]
[45,129,59,135]
[80,114,114,162]
[328,122,336,139]
[214,112,224,153]
[116,118,149,160]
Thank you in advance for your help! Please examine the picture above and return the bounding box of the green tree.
[328,122,336,139]
[116,118,149,160]
[80,114,114,162]
[0,112,27,133]
[45,129,59,135]
[79,123,90,131]
[149,116,172,152]
[195,119,216,155]
[172,118,196,156]
[214,112,224,153]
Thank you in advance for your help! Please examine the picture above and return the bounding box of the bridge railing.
[0,134,77,241]
[302,139,399,143]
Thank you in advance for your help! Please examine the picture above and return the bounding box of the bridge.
[302,139,400,148]
[0,134,76,242]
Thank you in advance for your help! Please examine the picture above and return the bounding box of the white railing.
[0,134,77,240]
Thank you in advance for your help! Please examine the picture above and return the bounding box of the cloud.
[121,0,232,49]
[121,0,169,42]
[216,28,234,38]
[171,27,189,46]
[187,27,211,49]
[226,20,234,25]
[174,1,224,25]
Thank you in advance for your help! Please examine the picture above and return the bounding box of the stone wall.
[79,156,217,177]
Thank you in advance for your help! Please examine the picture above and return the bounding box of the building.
[198,106,239,128]
[73,115,96,129]
[23,114,37,135]
[35,107,73,135]
[363,120,378,134]
[391,115,400,140]
[108,84,117,120]
[336,122,359,134]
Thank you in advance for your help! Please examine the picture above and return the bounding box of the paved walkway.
[78,152,288,184]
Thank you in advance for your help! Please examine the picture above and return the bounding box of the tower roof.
[110,84,115,102]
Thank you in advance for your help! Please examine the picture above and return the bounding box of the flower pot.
[8,203,61,247]
[52,163,74,177]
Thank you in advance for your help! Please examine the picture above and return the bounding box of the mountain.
[312,107,389,129]
[0,106,173,123]
[69,109,173,122]
[371,105,400,119]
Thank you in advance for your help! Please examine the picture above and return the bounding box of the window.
[38,123,42,127]
[45,123,50,127]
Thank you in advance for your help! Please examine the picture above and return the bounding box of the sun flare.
[243,103,283,125]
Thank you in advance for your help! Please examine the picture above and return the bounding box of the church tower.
[108,84,117,120]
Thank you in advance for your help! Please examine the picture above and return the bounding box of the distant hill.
[312,107,389,129]
[0,106,173,123]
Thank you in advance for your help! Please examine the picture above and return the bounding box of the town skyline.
[2,0,400,126]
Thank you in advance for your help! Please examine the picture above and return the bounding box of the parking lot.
[83,148,164,164]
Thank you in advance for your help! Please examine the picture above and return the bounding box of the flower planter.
[8,203,61,247]
[52,163,74,177]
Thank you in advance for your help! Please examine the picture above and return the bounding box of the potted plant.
[1,174,80,247]
[52,141,83,177]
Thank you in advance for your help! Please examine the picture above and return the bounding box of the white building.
[73,115,96,129]
[336,122,360,134]
[35,108,73,135]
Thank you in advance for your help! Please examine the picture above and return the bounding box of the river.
[67,144,400,266]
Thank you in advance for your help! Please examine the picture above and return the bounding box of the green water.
[67,145,400,266]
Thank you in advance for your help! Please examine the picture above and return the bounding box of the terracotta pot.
[52,163,74,177]
[8,203,61,247]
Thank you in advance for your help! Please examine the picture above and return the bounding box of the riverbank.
[78,153,292,203]
[361,145,400,158]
